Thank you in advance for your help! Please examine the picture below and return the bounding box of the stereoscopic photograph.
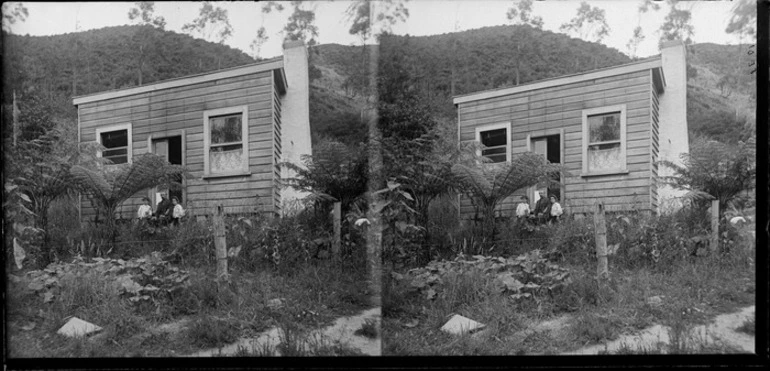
[2,0,760,364]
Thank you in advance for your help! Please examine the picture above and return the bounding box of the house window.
[96,123,132,164]
[204,106,249,177]
[475,122,511,163]
[582,105,627,176]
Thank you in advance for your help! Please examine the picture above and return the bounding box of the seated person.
[171,196,185,225]
[549,195,563,223]
[137,197,153,219]
[533,190,550,224]
[155,191,173,224]
[515,195,531,219]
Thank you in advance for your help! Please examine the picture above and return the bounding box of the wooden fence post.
[332,202,341,259]
[710,200,719,253]
[214,205,228,284]
[593,201,608,281]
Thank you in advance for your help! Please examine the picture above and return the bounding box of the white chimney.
[657,40,690,214]
[279,40,312,213]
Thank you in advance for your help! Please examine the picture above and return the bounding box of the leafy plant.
[25,253,190,311]
[70,153,188,247]
[282,139,368,216]
[660,138,755,216]
[396,250,571,303]
[452,151,561,246]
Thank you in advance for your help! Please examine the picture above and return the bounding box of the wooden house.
[453,41,690,217]
[73,41,311,221]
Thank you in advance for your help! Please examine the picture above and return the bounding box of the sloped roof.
[453,56,665,105]
[73,56,284,105]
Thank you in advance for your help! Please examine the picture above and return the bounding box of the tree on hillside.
[1,2,28,33]
[283,1,322,80]
[128,1,166,29]
[726,0,756,42]
[658,0,694,47]
[559,1,610,43]
[506,0,544,85]
[182,1,233,44]
[250,2,283,60]
[626,0,660,58]
[127,2,168,85]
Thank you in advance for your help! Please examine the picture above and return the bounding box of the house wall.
[457,69,656,217]
[77,68,281,221]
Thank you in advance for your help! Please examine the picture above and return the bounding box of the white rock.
[57,317,102,338]
[440,314,485,335]
[645,296,664,307]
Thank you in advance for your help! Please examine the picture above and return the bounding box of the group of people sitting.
[515,190,563,224]
[137,191,185,225]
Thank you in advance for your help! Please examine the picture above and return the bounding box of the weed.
[354,318,379,339]
[570,312,623,344]
[185,316,240,349]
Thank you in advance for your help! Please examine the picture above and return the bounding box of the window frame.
[203,105,250,178]
[95,123,133,165]
[475,122,512,163]
[581,105,628,177]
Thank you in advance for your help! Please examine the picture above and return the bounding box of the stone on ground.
[441,314,486,335]
[57,317,103,338]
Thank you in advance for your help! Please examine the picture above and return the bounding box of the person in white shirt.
[515,195,530,218]
[137,197,153,219]
[171,196,185,225]
[549,195,563,223]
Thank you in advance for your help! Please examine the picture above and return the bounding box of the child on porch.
[171,196,185,225]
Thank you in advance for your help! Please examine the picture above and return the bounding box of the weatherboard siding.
[457,69,656,217]
[78,70,281,221]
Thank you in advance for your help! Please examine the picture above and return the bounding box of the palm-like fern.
[452,151,562,241]
[71,153,189,237]
[281,140,368,215]
[659,138,755,215]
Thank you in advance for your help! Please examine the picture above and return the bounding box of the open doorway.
[152,135,184,206]
[530,134,562,208]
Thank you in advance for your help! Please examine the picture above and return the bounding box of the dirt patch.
[563,305,755,354]
[186,307,381,356]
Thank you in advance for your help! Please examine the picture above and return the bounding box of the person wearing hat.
[548,195,563,224]
[155,190,173,224]
[533,190,550,224]
[137,197,153,219]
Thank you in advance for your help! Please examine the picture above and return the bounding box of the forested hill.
[2,25,255,121]
[2,24,754,149]
[377,25,634,123]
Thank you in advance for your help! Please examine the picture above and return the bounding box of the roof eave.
[453,57,663,105]
[73,57,284,106]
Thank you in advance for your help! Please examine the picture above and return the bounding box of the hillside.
[1,25,365,149]
[2,25,754,151]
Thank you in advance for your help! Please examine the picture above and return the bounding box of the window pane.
[482,146,507,156]
[587,143,622,171]
[210,114,242,144]
[104,155,128,164]
[103,148,127,158]
[485,154,507,163]
[101,130,127,149]
[480,128,507,147]
[588,113,620,143]
[210,144,244,173]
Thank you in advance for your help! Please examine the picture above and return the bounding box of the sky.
[6,1,752,59]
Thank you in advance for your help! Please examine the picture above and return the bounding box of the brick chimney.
[657,40,690,214]
[279,40,312,211]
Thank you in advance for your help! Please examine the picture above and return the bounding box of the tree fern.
[71,153,189,243]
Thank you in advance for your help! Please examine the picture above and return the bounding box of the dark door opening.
[153,136,184,204]
[531,134,562,204]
